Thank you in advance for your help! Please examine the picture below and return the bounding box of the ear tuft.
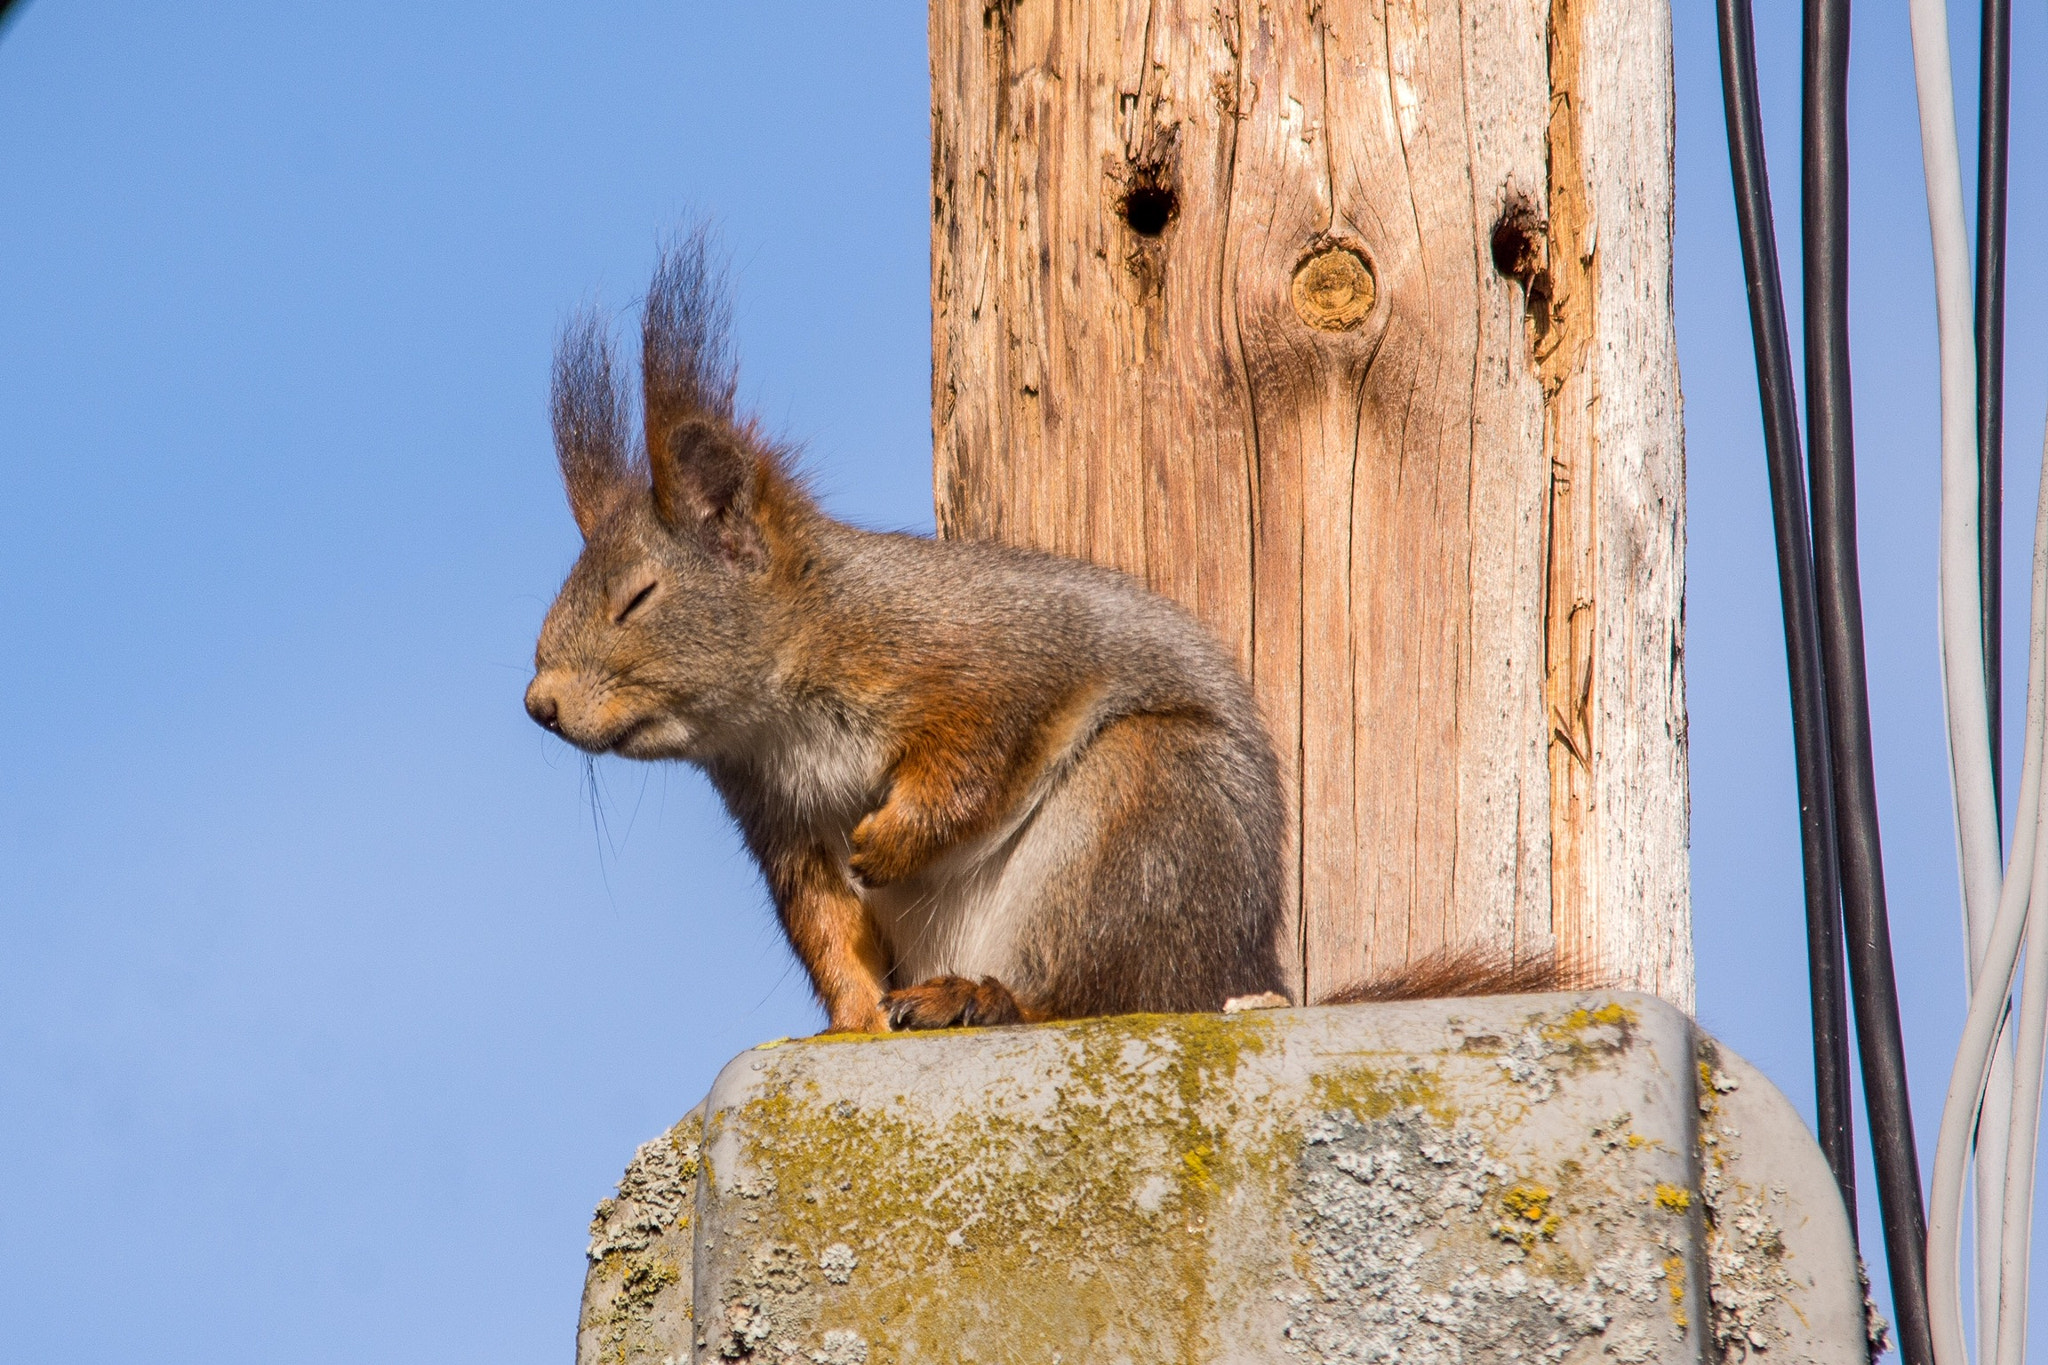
[551,310,636,538]
[639,226,765,565]
[642,226,739,447]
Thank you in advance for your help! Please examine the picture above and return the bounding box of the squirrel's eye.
[614,580,658,623]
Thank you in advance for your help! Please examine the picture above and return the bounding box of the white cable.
[1927,411,2046,1365]
[1999,838,2046,1365]
[1908,0,1996,951]
[1929,544,2042,1365]
[1991,417,2048,1365]
[1900,0,2015,1358]
[1929,773,2039,1365]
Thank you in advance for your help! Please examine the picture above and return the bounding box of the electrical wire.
[1996,588,2048,1363]
[1972,0,2015,1342]
[1724,2,2039,1359]
[1997,424,2048,1365]
[1907,0,2015,1351]
[1803,2,1935,1358]
[1975,0,2010,816]
[1910,0,2000,1095]
[1713,0,1857,1221]
[1997,978,2044,1365]
[1902,0,2046,1359]
[1929,441,2047,1365]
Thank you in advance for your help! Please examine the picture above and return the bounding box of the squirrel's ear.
[551,312,635,539]
[637,227,762,564]
[650,416,762,565]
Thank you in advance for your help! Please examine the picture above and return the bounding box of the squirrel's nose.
[525,679,562,732]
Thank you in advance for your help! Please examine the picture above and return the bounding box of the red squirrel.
[525,235,1577,1033]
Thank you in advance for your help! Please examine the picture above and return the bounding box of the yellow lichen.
[1521,1000,1640,1081]
[1541,1002,1636,1049]
[1655,1183,1694,1213]
[1663,1252,1689,1329]
[1503,1184,1553,1221]
[1307,1062,1452,1127]
[711,1011,1282,1364]
[1494,1183,1564,1246]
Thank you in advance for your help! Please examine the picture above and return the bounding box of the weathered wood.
[931,0,1690,1007]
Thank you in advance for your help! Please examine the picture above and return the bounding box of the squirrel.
[525,233,1583,1034]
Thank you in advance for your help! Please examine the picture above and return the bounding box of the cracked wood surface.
[930,0,1689,1009]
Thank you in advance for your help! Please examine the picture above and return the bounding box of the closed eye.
[614,580,658,623]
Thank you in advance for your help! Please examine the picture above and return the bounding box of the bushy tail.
[1314,945,1607,1006]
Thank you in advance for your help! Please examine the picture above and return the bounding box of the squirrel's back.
[818,524,1265,736]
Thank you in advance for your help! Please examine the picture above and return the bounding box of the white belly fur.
[756,687,1109,988]
[860,787,1082,987]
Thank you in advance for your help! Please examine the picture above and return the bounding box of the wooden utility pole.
[932,0,1689,1009]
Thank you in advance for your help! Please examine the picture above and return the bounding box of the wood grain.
[931,0,1690,1009]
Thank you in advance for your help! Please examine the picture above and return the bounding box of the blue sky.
[1,2,2043,1360]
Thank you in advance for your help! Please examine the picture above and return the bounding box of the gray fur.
[751,527,1286,1012]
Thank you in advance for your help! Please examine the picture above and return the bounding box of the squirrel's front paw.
[882,975,1025,1030]
[847,810,917,887]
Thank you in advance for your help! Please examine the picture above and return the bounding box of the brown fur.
[528,232,1580,1036]
[879,945,1600,1029]
[1316,946,1606,1005]
[883,975,1042,1029]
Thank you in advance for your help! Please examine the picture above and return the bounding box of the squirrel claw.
[844,840,901,890]
[882,975,1025,1030]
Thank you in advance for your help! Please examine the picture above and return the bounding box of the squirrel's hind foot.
[882,975,1032,1030]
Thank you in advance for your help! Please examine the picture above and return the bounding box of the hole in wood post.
[1121,184,1177,237]
[1115,134,1180,306]
[1490,208,1545,282]
[1490,200,1553,347]
[1290,246,1376,332]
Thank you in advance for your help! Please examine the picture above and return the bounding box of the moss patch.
[672,997,1697,1364]
[706,1012,1279,1363]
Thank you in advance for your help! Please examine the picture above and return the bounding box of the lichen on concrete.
[1694,1042,1804,1361]
[590,1124,701,1262]
[1283,1105,1636,1363]
[696,1011,1280,1363]
[684,997,1721,1363]
[578,1111,703,1365]
[579,993,1868,1364]
[1474,1001,1639,1102]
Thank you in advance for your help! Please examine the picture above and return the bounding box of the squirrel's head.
[526,234,798,761]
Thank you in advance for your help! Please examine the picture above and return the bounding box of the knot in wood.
[1290,247,1376,332]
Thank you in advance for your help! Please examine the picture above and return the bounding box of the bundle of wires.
[1912,0,2045,1356]
[1718,0,2039,1361]
[1925,427,2045,1365]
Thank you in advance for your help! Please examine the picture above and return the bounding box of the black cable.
[1802,2,1934,1361]
[1976,0,2010,822]
[1714,0,1859,1229]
